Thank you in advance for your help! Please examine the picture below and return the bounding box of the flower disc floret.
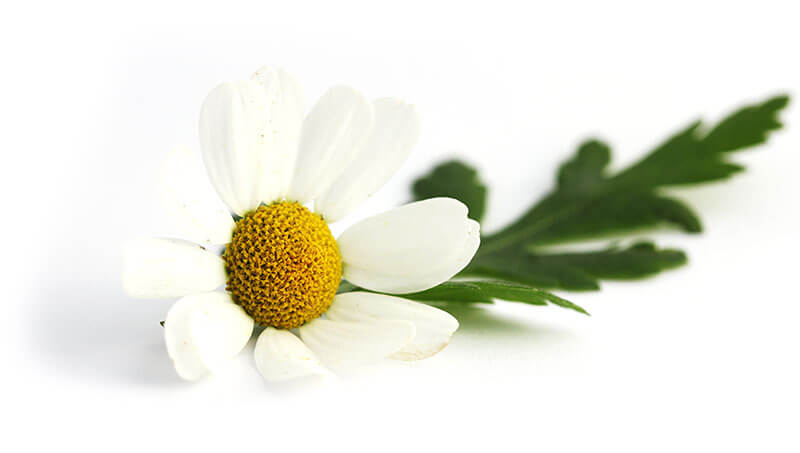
[223,202,341,329]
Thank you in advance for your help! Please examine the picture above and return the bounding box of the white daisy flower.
[122,66,480,383]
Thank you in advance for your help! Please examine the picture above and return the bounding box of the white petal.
[199,67,305,214]
[122,238,226,298]
[315,98,420,222]
[250,67,306,198]
[287,86,374,204]
[297,319,414,365]
[338,198,481,293]
[254,328,330,383]
[158,145,235,244]
[327,292,459,361]
[165,292,254,380]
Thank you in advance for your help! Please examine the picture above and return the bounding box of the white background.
[4,1,799,451]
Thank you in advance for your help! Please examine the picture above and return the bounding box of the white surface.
[4,1,799,451]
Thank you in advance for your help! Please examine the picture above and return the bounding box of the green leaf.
[404,279,589,315]
[557,139,610,193]
[525,192,702,246]
[466,242,687,291]
[704,95,789,152]
[439,94,790,293]
[402,94,787,315]
[336,280,359,294]
[611,123,746,188]
[412,160,487,222]
[338,279,589,315]
[478,94,788,255]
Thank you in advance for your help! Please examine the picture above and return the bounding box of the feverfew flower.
[123,66,480,383]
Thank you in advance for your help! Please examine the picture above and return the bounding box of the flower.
[122,66,480,383]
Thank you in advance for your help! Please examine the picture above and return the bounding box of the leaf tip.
[765,94,790,110]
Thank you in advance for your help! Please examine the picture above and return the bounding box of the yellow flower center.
[223,201,341,329]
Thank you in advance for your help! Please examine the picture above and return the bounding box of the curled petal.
[164,292,254,380]
[297,319,414,365]
[122,238,226,299]
[254,328,330,383]
[287,86,374,204]
[199,67,305,214]
[338,198,480,293]
[315,98,420,222]
[158,145,234,244]
[327,292,459,360]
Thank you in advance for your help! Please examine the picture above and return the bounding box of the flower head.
[123,66,479,383]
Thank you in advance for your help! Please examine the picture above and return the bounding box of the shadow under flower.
[26,259,585,390]
[439,302,577,338]
[434,302,588,372]
[27,275,184,389]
